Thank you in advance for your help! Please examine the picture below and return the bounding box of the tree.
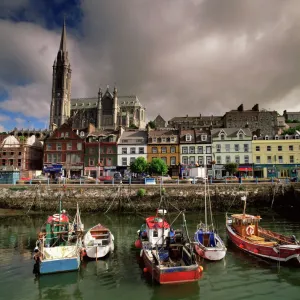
[130,157,148,174]
[147,121,156,129]
[148,158,168,175]
[283,125,300,135]
[224,163,238,175]
[129,123,138,129]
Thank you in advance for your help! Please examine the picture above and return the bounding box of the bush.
[137,188,146,197]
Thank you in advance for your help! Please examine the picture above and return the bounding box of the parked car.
[98,176,113,181]
[113,172,122,180]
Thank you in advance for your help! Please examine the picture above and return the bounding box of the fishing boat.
[137,199,203,284]
[83,224,114,259]
[33,202,84,275]
[194,177,226,261]
[226,195,300,265]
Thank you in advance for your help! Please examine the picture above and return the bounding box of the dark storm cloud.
[1,0,300,122]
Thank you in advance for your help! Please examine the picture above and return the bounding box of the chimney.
[252,104,259,111]
[237,104,244,112]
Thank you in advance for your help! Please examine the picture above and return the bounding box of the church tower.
[49,19,72,130]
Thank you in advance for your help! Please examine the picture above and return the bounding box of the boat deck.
[246,235,277,246]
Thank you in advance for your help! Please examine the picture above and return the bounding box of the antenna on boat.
[241,195,247,216]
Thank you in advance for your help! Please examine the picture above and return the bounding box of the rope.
[104,185,121,214]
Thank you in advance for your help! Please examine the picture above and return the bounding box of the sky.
[1,0,300,132]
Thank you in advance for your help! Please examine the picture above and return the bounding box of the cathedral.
[49,21,146,131]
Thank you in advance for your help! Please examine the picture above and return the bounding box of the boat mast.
[204,170,207,230]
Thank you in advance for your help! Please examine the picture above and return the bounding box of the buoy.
[135,239,142,249]
[239,244,244,248]
[198,266,203,272]
[143,267,148,273]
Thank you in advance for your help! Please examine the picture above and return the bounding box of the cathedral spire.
[59,17,67,52]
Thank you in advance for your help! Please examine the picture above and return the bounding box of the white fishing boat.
[83,224,114,259]
[194,176,227,261]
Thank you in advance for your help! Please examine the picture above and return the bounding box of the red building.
[43,123,85,178]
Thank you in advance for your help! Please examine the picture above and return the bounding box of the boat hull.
[39,256,80,274]
[226,224,300,265]
[85,244,114,259]
[194,244,226,261]
[142,250,201,284]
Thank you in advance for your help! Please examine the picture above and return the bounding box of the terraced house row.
[41,123,300,179]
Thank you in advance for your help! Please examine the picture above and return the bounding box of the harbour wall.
[0,183,298,214]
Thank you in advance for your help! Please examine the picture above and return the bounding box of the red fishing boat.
[226,196,300,265]
[137,206,203,284]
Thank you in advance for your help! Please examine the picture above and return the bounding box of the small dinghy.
[83,224,114,259]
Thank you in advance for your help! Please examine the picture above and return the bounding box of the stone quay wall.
[0,183,298,213]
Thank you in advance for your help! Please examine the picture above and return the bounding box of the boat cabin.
[145,216,170,246]
[231,214,261,238]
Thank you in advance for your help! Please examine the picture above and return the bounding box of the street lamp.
[97,137,101,178]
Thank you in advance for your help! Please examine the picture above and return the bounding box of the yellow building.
[252,133,300,178]
[147,129,180,176]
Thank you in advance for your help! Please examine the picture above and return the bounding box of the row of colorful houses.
[40,123,300,179]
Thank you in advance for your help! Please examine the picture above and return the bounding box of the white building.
[211,128,253,178]
[117,129,148,172]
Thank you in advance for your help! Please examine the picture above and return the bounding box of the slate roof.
[118,130,148,145]
[211,128,252,137]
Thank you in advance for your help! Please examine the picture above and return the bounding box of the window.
[60,132,64,138]
[216,156,221,164]
[239,134,243,140]
[189,146,195,154]
[201,135,207,141]
[296,135,299,139]
[234,144,239,152]
[139,147,144,154]
[130,157,136,164]
[216,144,221,153]
[235,155,240,164]
[130,147,136,154]
[253,135,257,140]
[122,148,127,154]
[244,155,249,164]
[256,156,261,163]
[152,137,157,143]
[107,147,113,154]
[56,143,62,151]
[267,156,272,163]
[278,156,283,163]
[161,157,167,164]
[170,147,176,153]
[220,134,225,140]
[290,155,294,163]
[161,147,167,154]
[170,156,176,165]
[47,154,51,162]
[198,156,204,165]
[106,158,112,166]
[186,134,192,142]
[255,146,260,151]
[18,152,21,156]
[189,156,195,165]
[65,132,69,138]
[206,156,212,165]
[198,146,203,154]
[153,231,158,237]
[225,144,230,152]
[161,137,167,143]
[267,146,271,151]
[285,135,289,140]
[77,143,82,150]
[66,142,72,150]
[170,136,176,142]
[206,146,211,154]
[152,147,158,154]
[275,135,279,140]
[225,156,231,163]
[278,146,282,151]
[89,158,95,166]
[182,156,188,164]
[122,157,127,166]
[244,144,249,152]
[289,145,293,151]
[265,135,269,140]
[182,147,188,154]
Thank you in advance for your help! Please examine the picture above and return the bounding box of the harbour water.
[0,208,300,300]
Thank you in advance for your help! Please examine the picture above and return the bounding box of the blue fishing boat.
[33,201,84,275]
